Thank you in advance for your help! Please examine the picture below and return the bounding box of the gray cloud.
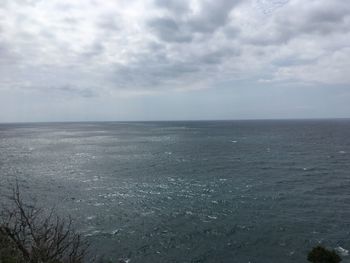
[82,42,105,58]
[148,17,193,43]
[149,0,243,43]
[187,0,242,33]
[48,84,96,98]
[154,0,189,14]
[111,55,200,89]
[22,84,97,98]
[247,0,350,46]
[97,13,120,32]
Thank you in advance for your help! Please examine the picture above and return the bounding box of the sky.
[0,0,350,122]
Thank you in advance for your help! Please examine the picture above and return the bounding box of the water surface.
[1,120,350,262]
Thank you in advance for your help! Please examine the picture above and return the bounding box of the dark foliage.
[307,245,342,263]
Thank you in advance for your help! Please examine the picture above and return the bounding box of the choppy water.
[1,120,350,263]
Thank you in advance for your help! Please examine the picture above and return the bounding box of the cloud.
[0,0,349,102]
[149,0,243,43]
[148,17,193,43]
[274,47,350,85]
[154,0,189,15]
[245,0,350,45]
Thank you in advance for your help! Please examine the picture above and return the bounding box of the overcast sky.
[0,0,349,122]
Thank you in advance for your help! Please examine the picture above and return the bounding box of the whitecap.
[335,246,349,256]
[208,215,217,220]
[119,258,130,263]
[111,229,120,235]
[141,211,155,216]
[84,230,101,237]
[231,140,238,143]
[81,180,91,183]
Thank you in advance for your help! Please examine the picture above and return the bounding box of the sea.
[1,120,350,263]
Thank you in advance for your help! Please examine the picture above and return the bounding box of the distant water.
[1,120,350,263]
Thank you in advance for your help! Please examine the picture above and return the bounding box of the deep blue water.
[1,120,350,262]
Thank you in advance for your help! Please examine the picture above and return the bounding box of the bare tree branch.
[0,183,89,263]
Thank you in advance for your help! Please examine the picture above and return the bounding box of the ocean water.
[1,120,350,263]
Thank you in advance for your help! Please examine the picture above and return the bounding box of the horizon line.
[1,117,350,125]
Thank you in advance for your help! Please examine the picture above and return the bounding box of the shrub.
[307,245,342,263]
